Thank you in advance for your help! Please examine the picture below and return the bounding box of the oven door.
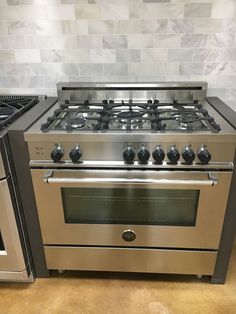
[31,169,232,249]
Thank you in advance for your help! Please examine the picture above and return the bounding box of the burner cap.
[117,110,144,120]
[70,118,85,129]
[171,112,200,124]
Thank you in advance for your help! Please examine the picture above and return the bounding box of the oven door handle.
[43,172,218,186]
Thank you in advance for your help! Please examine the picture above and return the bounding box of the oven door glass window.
[0,233,5,250]
[62,188,199,226]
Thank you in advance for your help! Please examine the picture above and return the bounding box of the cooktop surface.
[40,99,221,133]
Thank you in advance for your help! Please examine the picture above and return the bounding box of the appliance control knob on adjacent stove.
[123,145,135,164]
[69,145,82,163]
[182,145,195,165]
[137,144,150,164]
[197,145,211,164]
[51,145,64,163]
[167,146,180,164]
[152,145,165,164]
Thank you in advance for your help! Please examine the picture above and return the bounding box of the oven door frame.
[0,176,26,272]
[31,169,232,250]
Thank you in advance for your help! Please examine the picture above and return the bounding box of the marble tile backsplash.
[0,0,235,109]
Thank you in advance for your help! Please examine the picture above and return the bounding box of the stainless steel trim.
[0,151,6,179]
[0,178,26,272]
[57,81,208,90]
[44,246,217,275]
[43,170,218,186]
[57,82,208,102]
[0,270,33,282]
[25,131,236,143]
[29,160,235,170]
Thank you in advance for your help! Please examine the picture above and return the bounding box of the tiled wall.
[0,0,235,109]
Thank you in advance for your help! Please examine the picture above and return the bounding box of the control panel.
[49,143,212,165]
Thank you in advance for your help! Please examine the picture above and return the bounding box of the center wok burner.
[41,99,221,133]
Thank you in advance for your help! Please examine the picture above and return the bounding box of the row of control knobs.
[51,144,211,165]
[123,145,211,165]
[51,145,82,163]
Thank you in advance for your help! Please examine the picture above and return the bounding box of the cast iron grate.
[0,96,39,130]
[41,99,221,133]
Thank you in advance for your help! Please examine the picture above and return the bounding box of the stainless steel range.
[25,82,236,280]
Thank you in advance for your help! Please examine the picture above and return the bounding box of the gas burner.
[82,111,97,119]
[117,110,144,120]
[116,109,146,127]
[119,118,144,125]
[118,118,145,129]
[69,117,85,129]
[171,112,201,124]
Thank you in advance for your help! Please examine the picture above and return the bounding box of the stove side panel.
[7,97,58,278]
[209,97,236,284]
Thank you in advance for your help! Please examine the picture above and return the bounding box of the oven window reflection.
[62,188,199,226]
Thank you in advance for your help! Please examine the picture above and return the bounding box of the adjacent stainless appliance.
[25,82,236,279]
[0,96,40,281]
[0,150,31,281]
[0,95,57,281]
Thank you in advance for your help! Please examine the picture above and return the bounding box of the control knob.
[137,144,150,164]
[152,145,165,164]
[167,146,180,164]
[69,145,82,163]
[123,145,135,164]
[198,145,211,164]
[51,145,64,163]
[182,145,195,165]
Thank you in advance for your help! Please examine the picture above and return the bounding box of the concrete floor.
[1,248,236,314]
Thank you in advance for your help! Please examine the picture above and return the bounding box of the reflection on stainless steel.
[25,82,236,279]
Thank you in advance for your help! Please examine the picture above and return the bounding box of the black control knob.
[198,146,211,164]
[69,146,82,163]
[137,145,150,164]
[51,146,64,163]
[123,145,135,164]
[167,146,180,164]
[152,145,165,164]
[182,145,195,165]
